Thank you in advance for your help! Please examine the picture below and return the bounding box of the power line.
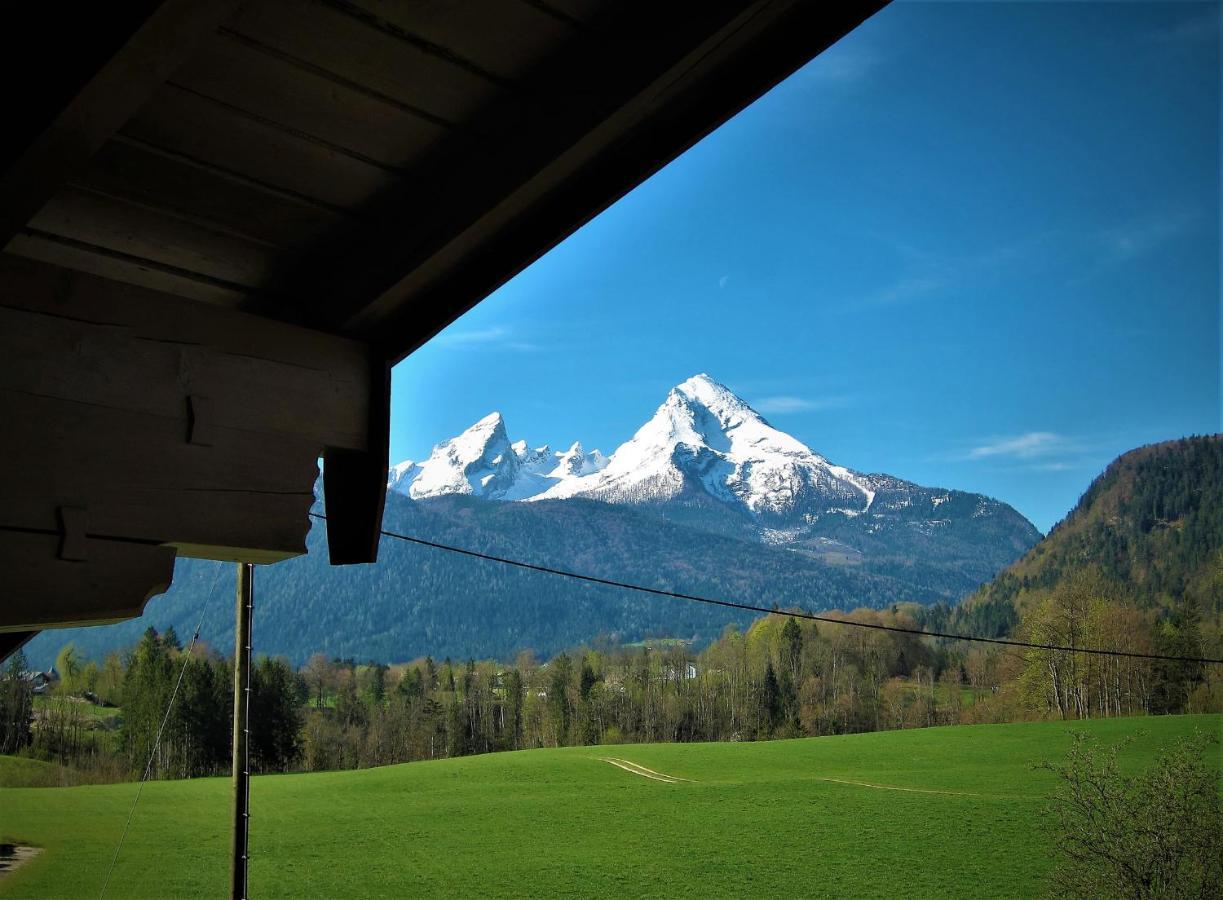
[308,512,1223,666]
[98,565,226,900]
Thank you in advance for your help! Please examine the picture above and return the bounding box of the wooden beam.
[2,530,176,633]
[75,137,355,250]
[262,0,886,361]
[322,354,391,565]
[170,33,453,172]
[0,254,391,632]
[122,83,402,214]
[6,229,255,308]
[0,0,247,248]
[372,0,890,363]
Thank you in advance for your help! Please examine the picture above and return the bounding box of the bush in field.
[1039,730,1222,899]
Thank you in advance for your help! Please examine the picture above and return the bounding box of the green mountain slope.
[973,435,1223,614]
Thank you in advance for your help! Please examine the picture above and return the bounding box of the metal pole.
[231,562,254,900]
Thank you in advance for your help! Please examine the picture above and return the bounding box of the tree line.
[3,569,1215,783]
[1,627,302,780]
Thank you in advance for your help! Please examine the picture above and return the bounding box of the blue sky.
[390,1,1220,534]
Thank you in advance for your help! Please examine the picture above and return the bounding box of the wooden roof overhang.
[0,0,887,659]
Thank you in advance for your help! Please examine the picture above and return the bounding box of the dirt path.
[814,777,980,797]
[598,757,695,784]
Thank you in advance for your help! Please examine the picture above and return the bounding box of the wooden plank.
[1,530,177,632]
[224,0,506,125]
[28,186,282,289]
[172,34,452,171]
[0,297,370,452]
[0,253,371,379]
[123,84,402,212]
[522,0,606,26]
[2,389,321,498]
[5,230,253,307]
[0,0,246,247]
[257,1,749,337]
[1,492,313,564]
[0,392,317,560]
[338,0,577,82]
[74,139,351,249]
[277,1,888,359]
[0,252,390,573]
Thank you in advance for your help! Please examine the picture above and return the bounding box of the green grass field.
[32,696,120,722]
[2,715,1219,899]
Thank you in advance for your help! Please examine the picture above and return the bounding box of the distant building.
[18,668,58,694]
[661,663,698,682]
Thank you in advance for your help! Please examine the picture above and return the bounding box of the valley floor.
[1,715,1219,899]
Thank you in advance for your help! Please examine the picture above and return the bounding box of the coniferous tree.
[0,650,34,754]
[781,617,803,683]
[761,662,781,735]
[250,656,303,772]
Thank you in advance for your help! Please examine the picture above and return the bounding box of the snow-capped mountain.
[386,374,1040,561]
[389,412,608,502]
[32,377,1041,669]
[534,374,879,517]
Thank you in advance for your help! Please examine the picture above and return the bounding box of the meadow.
[1,715,1218,899]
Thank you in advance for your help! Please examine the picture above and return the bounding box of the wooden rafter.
[261,0,888,363]
[0,0,247,249]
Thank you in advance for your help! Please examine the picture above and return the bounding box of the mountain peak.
[406,410,516,499]
[550,441,608,478]
[387,458,420,494]
[534,372,878,516]
[468,411,505,432]
[680,372,717,388]
[673,373,750,413]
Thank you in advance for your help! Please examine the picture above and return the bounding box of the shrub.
[1039,730,1222,899]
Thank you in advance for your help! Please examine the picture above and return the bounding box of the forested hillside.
[972,435,1223,614]
[25,492,974,668]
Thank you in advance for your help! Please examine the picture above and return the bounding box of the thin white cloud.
[755,395,852,414]
[840,229,1066,315]
[437,325,509,344]
[1066,210,1201,287]
[855,274,947,311]
[1102,211,1197,261]
[803,45,882,85]
[718,275,729,289]
[434,325,541,352]
[1027,461,1074,473]
[968,432,1065,461]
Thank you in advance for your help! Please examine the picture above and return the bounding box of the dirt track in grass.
[598,757,695,783]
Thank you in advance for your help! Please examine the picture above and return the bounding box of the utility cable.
[98,564,227,900]
[308,511,1223,666]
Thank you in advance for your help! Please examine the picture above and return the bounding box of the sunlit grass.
[1,715,1218,899]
